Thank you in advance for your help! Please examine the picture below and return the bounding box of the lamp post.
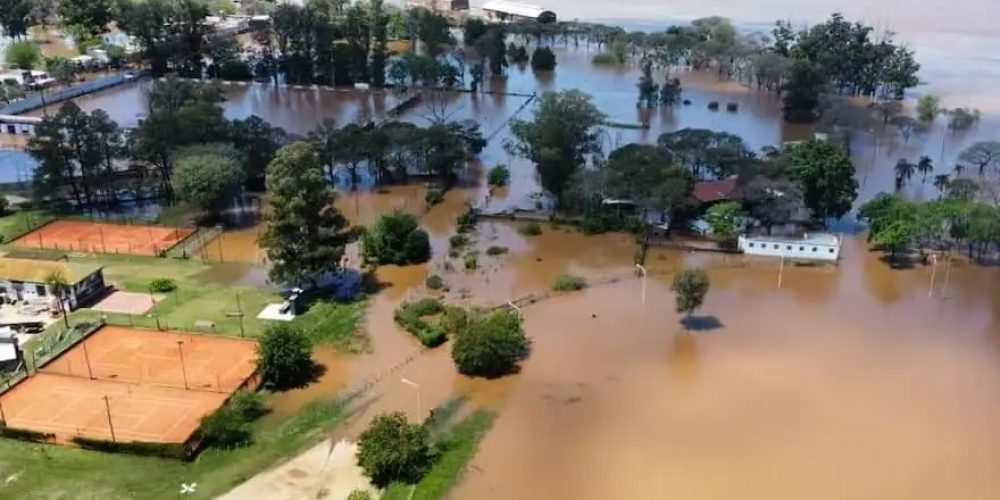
[176,341,189,389]
[400,377,421,421]
[635,264,647,306]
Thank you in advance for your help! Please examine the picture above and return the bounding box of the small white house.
[0,258,106,310]
[738,233,842,263]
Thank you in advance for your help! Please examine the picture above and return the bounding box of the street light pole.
[928,254,938,298]
[635,264,647,306]
[777,251,786,289]
[176,341,189,389]
[400,377,421,421]
[103,395,116,442]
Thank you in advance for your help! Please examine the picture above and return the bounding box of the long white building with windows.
[738,233,842,263]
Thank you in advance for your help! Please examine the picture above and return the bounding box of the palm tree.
[933,174,951,197]
[44,270,70,329]
[916,156,934,183]
[894,159,915,191]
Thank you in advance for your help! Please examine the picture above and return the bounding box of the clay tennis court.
[0,326,258,444]
[12,220,194,256]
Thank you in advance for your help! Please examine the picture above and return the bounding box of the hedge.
[394,299,447,348]
[0,425,55,443]
[71,436,190,459]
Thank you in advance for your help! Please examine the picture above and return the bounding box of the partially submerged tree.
[779,140,858,222]
[508,90,605,206]
[361,211,431,266]
[671,268,710,321]
[451,309,529,378]
[739,176,803,235]
[172,144,245,214]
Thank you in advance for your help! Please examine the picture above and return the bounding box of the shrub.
[347,491,375,500]
[257,323,314,389]
[449,234,469,249]
[5,41,41,69]
[707,101,720,110]
[507,43,529,64]
[451,310,529,377]
[531,46,557,71]
[592,53,616,64]
[579,210,629,235]
[362,211,431,265]
[425,274,445,290]
[485,245,508,256]
[394,299,448,347]
[229,389,267,421]
[463,253,478,270]
[404,229,431,263]
[148,278,177,293]
[199,405,252,447]
[357,412,434,487]
[552,275,587,292]
[487,165,509,187]
[448,248,461,258]
[456,206,478,231]
[71,437,187,459]
[726,102,739,112]
[425,188,444,206]
[441,306,468,335]
[519,222,542,236]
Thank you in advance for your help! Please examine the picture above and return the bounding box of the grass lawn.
[0,396,350,500]
[0,209,54,243]
[382,401,496,500]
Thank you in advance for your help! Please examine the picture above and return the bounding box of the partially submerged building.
[482,0,557,23]
[0,258,106,310]
[738,233,842,262]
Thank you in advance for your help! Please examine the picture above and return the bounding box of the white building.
[482,0,556,23]
[738,233,842,263]
[0,258,107,310]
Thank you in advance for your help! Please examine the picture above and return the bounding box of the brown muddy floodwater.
[445,238,1000,500]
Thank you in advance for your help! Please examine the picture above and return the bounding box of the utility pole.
[928,254,938,298]
[777,251,786,289]
[103,395,116,442]
[81,340,95,380]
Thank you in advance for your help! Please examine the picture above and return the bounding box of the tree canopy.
[357,412,433,487]
[260,142,350,287]
[361,211,431,266]
[257,323,314,389]
[451,309,529,378]
[172,144,245,213]
[671,268,710,319]
[508,90,606,206]
[779,140,857,222]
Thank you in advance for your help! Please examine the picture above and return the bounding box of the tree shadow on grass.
[268,361,328,392]
[680,315,724,332]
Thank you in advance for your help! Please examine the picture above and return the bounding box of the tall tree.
[60,0,113,38]
[780,140,858,222]
[368,0,389,87]
[508,90,606,206]
[230,116,288,192]
[894,159,915,191]
[172,144,245,214]
[958,141,1000,177]
[657,128,753,180]
[603,144,693,214]
[0,0,32,39]
[671,268,710,322]
[260,142,350,287]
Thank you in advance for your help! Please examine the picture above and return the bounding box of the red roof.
[693,177,738,203]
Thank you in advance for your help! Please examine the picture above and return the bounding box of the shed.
[0,258,106,310]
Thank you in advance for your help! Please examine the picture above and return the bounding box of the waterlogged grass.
[294,300,369,353]
[381,409,496,500]
[0,397,349,500]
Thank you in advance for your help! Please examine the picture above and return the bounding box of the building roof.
[0,258,102,284]
[741,233,840,246]
[693,177,738,203]
[482,0,550,18]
